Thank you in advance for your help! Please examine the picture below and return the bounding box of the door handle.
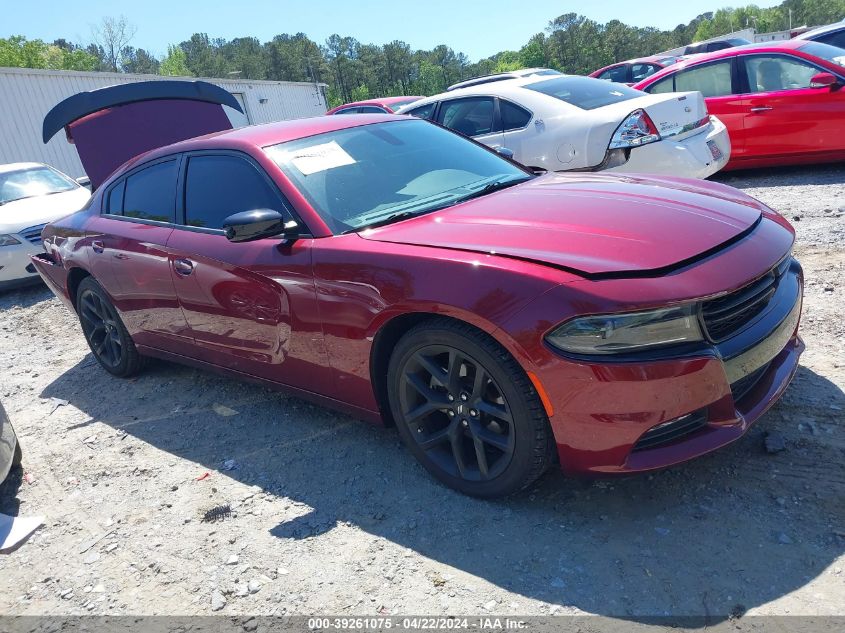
[750,106,773,113]
[173,258,194,276]
[92,240,104,254]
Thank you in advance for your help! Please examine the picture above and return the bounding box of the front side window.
[743,55,818,92]
[266,119,530,234]
[631,63,660,83]
[122,160,178,223]
[0,166,78,206]
[674,61,734,97]
[500,100,532,131]
[359,106,388,113]
[598,65,629,83]
[524,76,642,110]
[436,97,495,137]
[184,155,285,230]
[334,107,360,115]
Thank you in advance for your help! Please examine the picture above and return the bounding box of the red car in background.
[634,40,845,170]
[326,95,424,115]
[589,55,683,85]
[32,81,803,497]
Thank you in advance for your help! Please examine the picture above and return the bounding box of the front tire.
[387,319,554,498]
[76,277,143,378]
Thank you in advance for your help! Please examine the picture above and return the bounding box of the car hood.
[359,172,764,276]
[0,188,90,234]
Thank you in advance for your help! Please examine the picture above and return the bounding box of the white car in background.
[0,162,90,291]
[397,73,730,178]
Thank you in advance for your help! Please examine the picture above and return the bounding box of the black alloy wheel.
[388,319,554,497]
[76,277,143,377]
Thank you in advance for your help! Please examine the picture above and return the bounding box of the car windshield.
[523,76,643,110]
[798,41,845,68]
[266,119,531,233]
[0,166,78,206]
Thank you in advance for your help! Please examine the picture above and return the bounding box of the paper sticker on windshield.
[287,141,355,175]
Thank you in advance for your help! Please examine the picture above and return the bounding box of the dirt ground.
[0,164,843,621]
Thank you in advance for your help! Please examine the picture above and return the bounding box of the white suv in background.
[0,162,90,291]
[397,74,730,178]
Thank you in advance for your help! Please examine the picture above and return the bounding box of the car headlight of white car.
[0,235,22,247]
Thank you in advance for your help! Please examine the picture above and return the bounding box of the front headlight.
[0,234,22,247]
[546,305,703,355]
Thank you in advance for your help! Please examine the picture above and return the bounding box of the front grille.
[730,362,771,403]
[701,257,790,341]
[632,409,709,452]
[19,224,47,245]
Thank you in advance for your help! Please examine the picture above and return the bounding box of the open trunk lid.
[43,80,243,189]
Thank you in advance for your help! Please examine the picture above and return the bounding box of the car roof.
[446,68,560,91]
[138,113,404,156]
[332,96,423,109]
[638,40,811,84]
[0,162,46,174]
[796,21,845,39]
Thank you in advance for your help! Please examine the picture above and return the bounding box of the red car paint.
[31,114,803,476]
[325,96,424,115]
[633,41,845,170]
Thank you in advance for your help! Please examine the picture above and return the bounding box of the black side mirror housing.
[222,209,299,243]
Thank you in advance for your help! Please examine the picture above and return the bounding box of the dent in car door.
[166,153,330,389]
[91,158,193,352]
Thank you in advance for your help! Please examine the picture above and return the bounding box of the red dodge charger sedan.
[634,40,845,170]
[32,81,804,497]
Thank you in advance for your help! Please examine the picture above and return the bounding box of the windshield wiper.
[453,177,531,204]
[352,211,418,232]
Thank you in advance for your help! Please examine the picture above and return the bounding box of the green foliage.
[3,0,844,103]
[159,45,190,77]
[0,36,98,70]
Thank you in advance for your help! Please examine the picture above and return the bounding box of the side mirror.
[76,175,91,189]
[222,209,299,243]
[495,146,515,160]
[810,72,839,89]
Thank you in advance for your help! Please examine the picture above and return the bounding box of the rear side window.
[646,75,676,93]
[122,160,178,223]
[436,97,495,137]
[818,30,845,49]
[184,155,285,230]
[106,180,125,214]
[524,76,642,110]
[334,107,359,115]
[598,65,629,83]
[674,61,733,97]
[500,100,532,130]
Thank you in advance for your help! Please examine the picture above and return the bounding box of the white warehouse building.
[0,67,329,179]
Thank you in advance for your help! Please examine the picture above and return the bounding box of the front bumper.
[535,258,803,476]
[0,239,44,290]
[607,117,731,179]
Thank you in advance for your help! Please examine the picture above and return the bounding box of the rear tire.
[76,277,144,378]
[387,318,554,498]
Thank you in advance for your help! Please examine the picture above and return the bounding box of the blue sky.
[8,0,783,61]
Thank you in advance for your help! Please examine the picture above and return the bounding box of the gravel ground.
[0,164,843,620]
